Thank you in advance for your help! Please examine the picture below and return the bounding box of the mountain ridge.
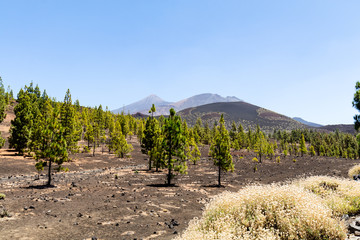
[112,93,242,115]
[292,117,323,128]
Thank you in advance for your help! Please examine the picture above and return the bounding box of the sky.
[1,0,360,125]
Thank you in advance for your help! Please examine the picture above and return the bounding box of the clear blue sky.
[1,0,360,125]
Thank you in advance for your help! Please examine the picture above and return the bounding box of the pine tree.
[0,77,7,123]
[209,114,234,186]
[151,127,166,171]
[300,133,308,157]
[111,122,133,158]
[33,108,68,186]
[253,131,268,163]
[309,145,316,156]
[162,108,187,185]
[60,89,79,153]
[353,81,360,131]
[9,89,33,154]
[91,105,105,156]
[141,116,158,170]
[186,137,201,165]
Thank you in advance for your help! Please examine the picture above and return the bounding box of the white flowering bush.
[175,183,346,240]
[348,164,360,179]
[294,176,360,216]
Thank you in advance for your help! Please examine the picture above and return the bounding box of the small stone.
[77,213,83,217]
[115,223,119,226]
[355,231,360,236]
[24,207,28,210]
[91,237,97,240]
[29,206,35,209]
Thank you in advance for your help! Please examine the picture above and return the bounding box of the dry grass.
[293,176,360,217]
[348,164,360,179]
[175,183,347,240]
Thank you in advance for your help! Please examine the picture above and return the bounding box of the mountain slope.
[293,117,323,127]
[112,95,171,114]
[173,93,241,111]
[113,93,242,115]
[178,102,307,132]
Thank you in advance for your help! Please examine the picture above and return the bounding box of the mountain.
[112,94,171,114]
[112,93,242,115]
[318,124,356,134]
[293,117,323,128]
[173,93,241,111]
[178,102,307,132]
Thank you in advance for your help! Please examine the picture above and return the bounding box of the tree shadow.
[146,183,179,188]
[22,184,56,189]
[201,184,225,188]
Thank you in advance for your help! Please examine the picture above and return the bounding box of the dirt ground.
[0,138,359,240]
[1,109,359,240]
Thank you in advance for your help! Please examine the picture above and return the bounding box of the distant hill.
[318,124,356,134]
[293,117,323,128]
[178,102,307,132]
[113,93,242,115]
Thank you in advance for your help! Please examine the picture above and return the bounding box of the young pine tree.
[60,89,79,153]
[300,133,308,157]
[33,109,68,186]
[162,108,187,185]
[141,116,158,170]
[9,89,33,154]
[209,114,234,186]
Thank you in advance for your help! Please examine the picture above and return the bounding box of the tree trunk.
[167,154,172,185]
[148,152,152,170]
[47,160,52,186]
[93,140,96,156]
[218,163,221,187]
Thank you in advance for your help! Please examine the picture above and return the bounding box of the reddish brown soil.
[0,140,358,240]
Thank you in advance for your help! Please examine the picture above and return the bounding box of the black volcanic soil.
[178,101,306,131]
[0,139,358,240]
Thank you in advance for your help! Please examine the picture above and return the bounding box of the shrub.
[0,193,5,200]
[82,145,90,153]
[293,176,360,216]
[176,184,346,240]
[348,164,360,179]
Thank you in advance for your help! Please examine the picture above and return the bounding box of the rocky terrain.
[1,140,359,239]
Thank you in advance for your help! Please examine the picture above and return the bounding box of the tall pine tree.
[162,108,187,185]
[209,114,234,186]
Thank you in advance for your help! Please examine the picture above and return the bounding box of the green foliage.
[151,127,166,171]
[300,133,307,157]
[186,137,201,165]
[0,77,7,123]
[253,131,268,163]
[353,81,360,131]
[0,193,5,200]
[141,115,158,170]
[9,86,37,154]
[163,108,187,185]
[33,108,69,186]
[60,89,80,153]
[309,145,316,157]
[209,114,234,186]
[110,120,133,158]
